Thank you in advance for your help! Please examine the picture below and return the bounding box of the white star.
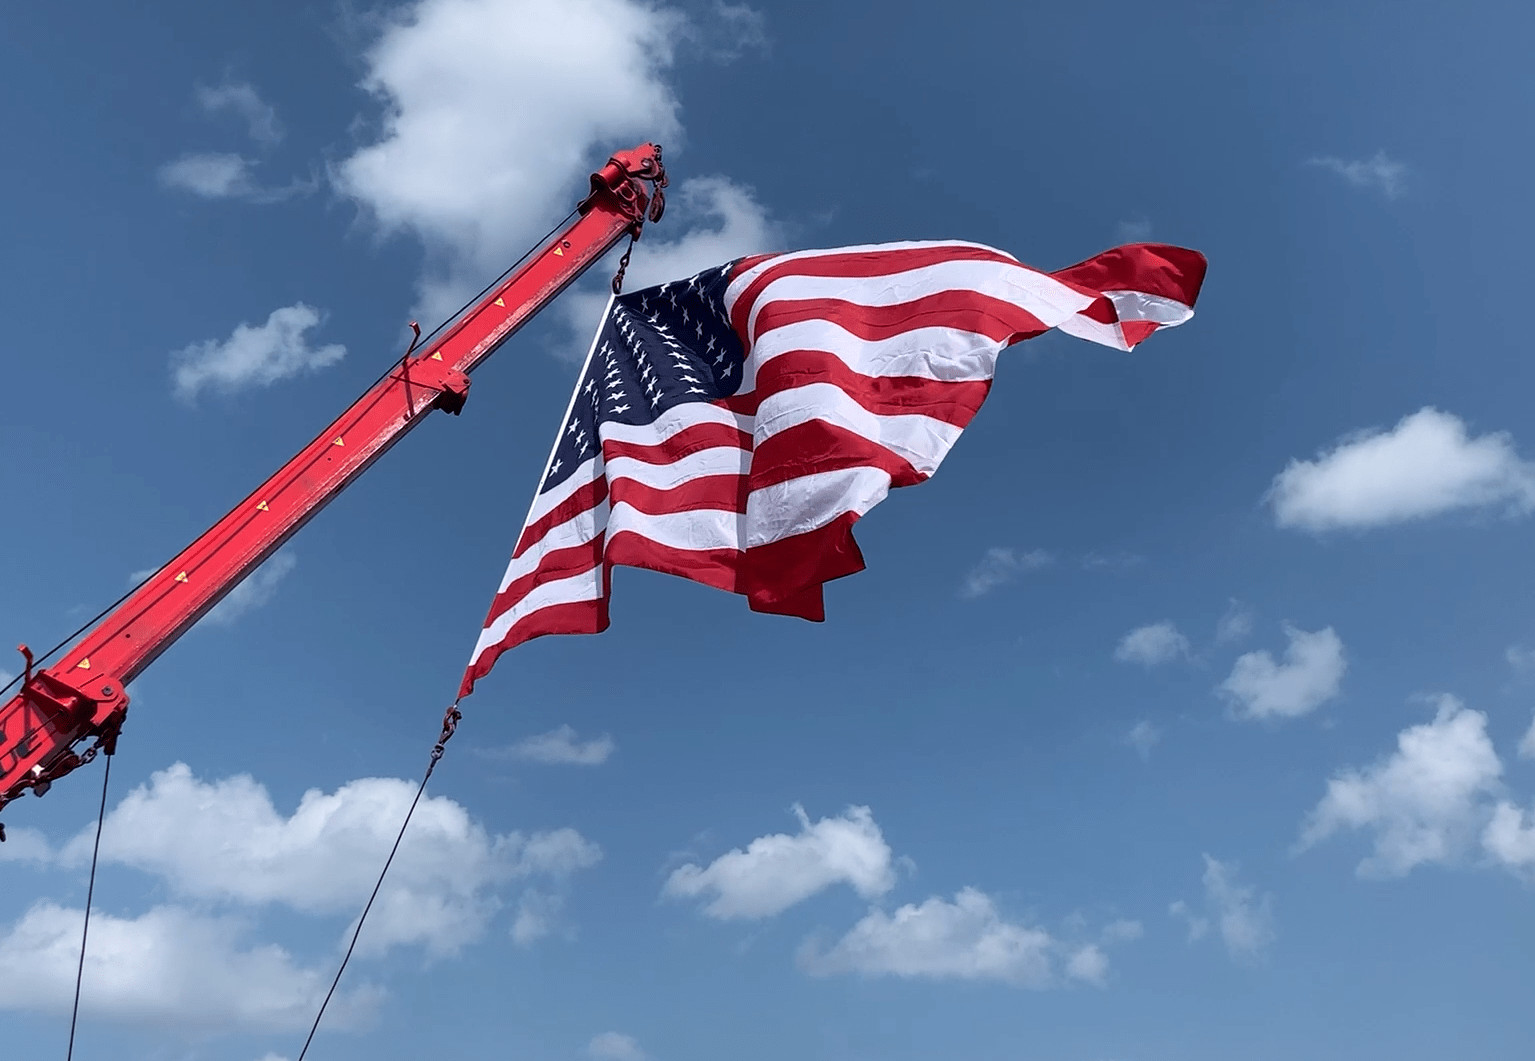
[612,403,630,414]
[686,387,707,395]
[548,458,562,475]
[566,419,579,435]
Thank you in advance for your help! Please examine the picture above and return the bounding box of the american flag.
[460,240,1205,696]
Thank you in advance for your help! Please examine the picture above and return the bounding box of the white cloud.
[1113,621,1188,666]
[1125,720,1161,760]
[0,826,51,864]
[203,551,297,626]
[171,303,346,401]
[495,724,615,765]
[701,3,770,60]
[1218,624,1345,720]
[1520,713,1535,760]
[333,0,690,326]
[1170,856,1274,961]
[1215,599,1254,643]
[1266,408,1535,531]
[197,80,284,144]
[160,152,259,197]
[664,804,894,919]
[1484,800,1535,874]
[158,152,310,203]
[0,902,377,1029]
[1115,217,1152,242]
[959,547,1054,599]
[510,889,564,946]
[798,888,1116,988]
[61,762,600,956]
[1308,150,1409,198]
[590,1031,646,1061]
[1507,644,1535,675]
[1298,696,1502,876]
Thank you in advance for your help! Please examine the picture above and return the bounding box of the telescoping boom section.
[0,144,668,821]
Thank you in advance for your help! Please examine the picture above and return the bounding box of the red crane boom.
[0,144,668,825]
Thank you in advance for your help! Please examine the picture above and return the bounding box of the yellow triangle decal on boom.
[430,351,443,361]
[257,501,269,511]
[494,297,505,307]
[76,658,91,670]
[175,572,188,583]
[553,247,564,256]
[332,437,345,447]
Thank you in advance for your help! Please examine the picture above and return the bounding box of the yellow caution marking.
[553,246,564,257]
[76,658,91,670]
[332,437,345,447]
[494,297,505,307]
[257,501,269,511]
[175,572,188,583]
[430,351,443,361]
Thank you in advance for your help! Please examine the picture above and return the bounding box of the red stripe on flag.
[1049,243,1207,306]
[605,532,743,595]
[484,538,604,628]
[514,477,607,559]
[743,511,867,620]
[753,291,1049,346]
[459,597,609,698]
[730,244,1020,340]
[749,419,928,492]
[609,474,750,515]
[723,349,992,428]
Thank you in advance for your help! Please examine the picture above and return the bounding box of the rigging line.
[65,751,111,1061]
[295,702,462,1061]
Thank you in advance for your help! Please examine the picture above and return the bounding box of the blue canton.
[542,262,746,493]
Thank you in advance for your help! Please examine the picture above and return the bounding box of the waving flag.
[461,240,1205,696]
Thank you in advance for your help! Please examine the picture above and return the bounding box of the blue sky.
[3,2,1535,1059]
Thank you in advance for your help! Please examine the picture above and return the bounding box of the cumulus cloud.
[197,80,284,145]
[1307,150,1409,198]
[0,902,377,1030]
[663,804,894,919]
[1215,599,1254,644]
[59,763,600,956]
[798,888,1118,988]
[510,889,565,946]
[589,1031,646,1061]
[171,303,346,401]
[333,0,690,326]
[202,551,297,626]
[1170,855,1274,962]
[1124,720,1161,760]
[1218,625,1345,720]
[491,724,615,765]
[1113,622,1188,666]
[959,547,1054,599]
[1298,696,1502,876]
[1507,644,1535,676]
[1267,408,1535,531]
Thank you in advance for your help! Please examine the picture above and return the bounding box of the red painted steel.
[0,144,667,819]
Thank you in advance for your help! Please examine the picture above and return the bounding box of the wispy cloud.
[158,152,312,203]
[589,1032,646,1061]
[1170,855,1275,962]
[1307,150,1409,199]
[1114,622,1189,666]
[171,303,345,401]
[204,552,296,626]
[196,79,284,145]
[959,547,1053,598]
[1267,408,1535,531]
[487,725,615,766]
[1115,217,1152,242]
[1125,720,1162,760]
[1215,599,1255,644]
